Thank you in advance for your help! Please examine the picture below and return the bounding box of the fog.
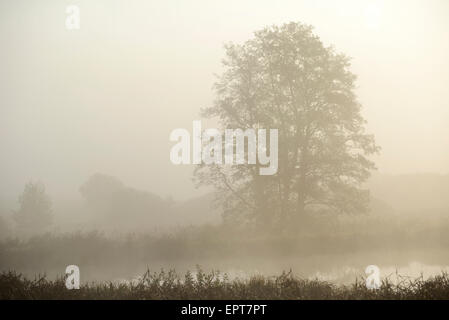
[1,0,448,201]
[1,0,449,286]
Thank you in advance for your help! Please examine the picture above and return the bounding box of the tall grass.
[1,269,449,299]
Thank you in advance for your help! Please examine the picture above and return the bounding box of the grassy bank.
[1,269,449,300]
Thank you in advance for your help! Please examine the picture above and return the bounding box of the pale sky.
[1,0,448,200]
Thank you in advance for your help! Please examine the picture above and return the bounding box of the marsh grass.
[1,268,449,300]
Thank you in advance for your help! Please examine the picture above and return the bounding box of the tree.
[13,182,53,233]
[194,22,379,229]
[79,173,171,230]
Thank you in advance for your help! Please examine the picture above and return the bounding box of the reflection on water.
[301,262,449,284]
[10,248,449,285]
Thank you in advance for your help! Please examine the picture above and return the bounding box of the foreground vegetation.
[1,269,449,300]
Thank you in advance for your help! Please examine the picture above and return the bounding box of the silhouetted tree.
[195,22,379,229]
[13,182,52,233]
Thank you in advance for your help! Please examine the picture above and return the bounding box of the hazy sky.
[1,0,448,200]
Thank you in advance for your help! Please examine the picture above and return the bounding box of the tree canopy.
[195,22,379,229]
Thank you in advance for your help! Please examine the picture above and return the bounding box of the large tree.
[195,22,379,228]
